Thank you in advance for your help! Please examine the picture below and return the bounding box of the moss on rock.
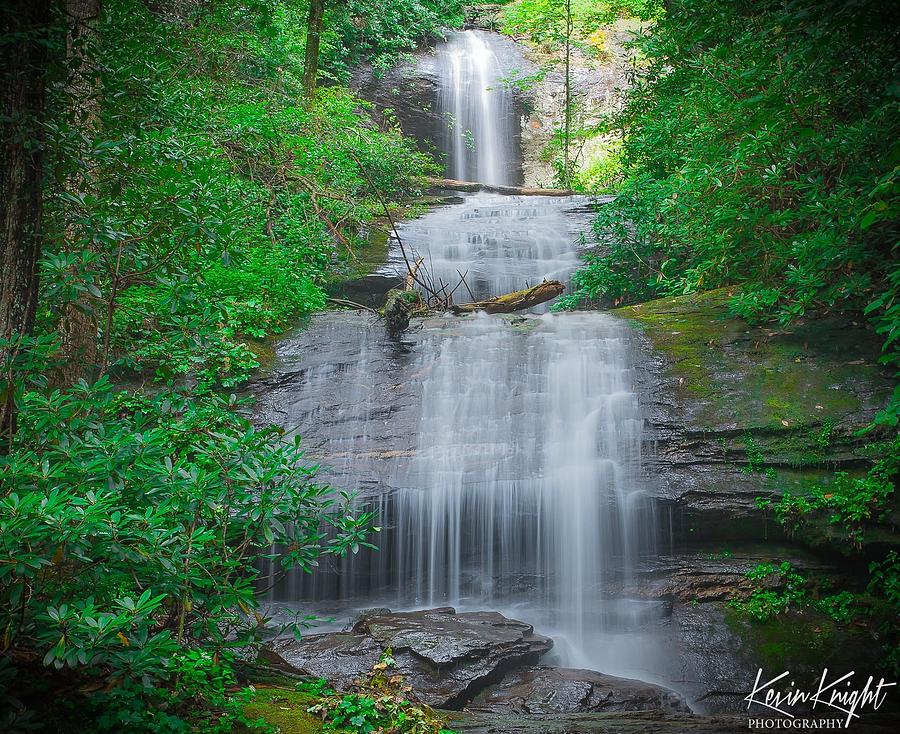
[243,688,328,734]
[615,289,893,468]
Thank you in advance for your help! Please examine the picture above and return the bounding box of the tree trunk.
[451,281,565,314]
[0,0,52,449]
[302,0,325,101]
[57,0,103,385]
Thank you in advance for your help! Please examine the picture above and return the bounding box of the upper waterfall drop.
[437,31,518,186]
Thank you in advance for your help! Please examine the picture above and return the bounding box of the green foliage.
[0,371,375,728]
[561,0,900,416]
[296,678,336,698]
[307,652,455,734]
[730,562,808,623]
[90,650,270,734]
[813,591,858,624]
[741,438,899,672]
[575,142,623,193]
[40,0,436,389]
[869,551,900,608]
[321,1,465,80]
[741,433,765,474]
[733,563,861,626]
[868,552,900,675]
[773,436,899,548]
[731,556,900,674]
[502,0,661,49]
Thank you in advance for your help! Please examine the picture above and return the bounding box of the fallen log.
[450,280,565,314]
[425,177,575,197]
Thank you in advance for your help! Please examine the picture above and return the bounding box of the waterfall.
[390,195,580,301]
[259,31,668,680]
[437,31,517,186]
[390,311,655,651]
[261,194,663,672]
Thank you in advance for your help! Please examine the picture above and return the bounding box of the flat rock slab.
[268,607,552,708]
[471,665,689,715]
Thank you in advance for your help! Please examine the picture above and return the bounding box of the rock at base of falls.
[267,607,552,708]
[264,607,691,715]
[469,665,689,715]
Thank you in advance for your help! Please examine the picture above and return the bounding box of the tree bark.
[57,0,102,385]
[302,0,325,101]
[1,0,52,449]
[451,281,565,314]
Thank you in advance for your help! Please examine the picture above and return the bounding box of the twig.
[405,257,425,291]
[348,151,437,297]
[457,269,476,302]
[327,297,378,313]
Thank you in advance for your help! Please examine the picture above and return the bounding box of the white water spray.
[437,31,516,186]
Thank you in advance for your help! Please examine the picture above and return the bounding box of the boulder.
[471,665,690,715]
[268,607,553,708]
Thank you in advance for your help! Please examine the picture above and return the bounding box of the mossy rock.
[724,606,879,678]
[383,288,424,335]
[616,288,894,464]
[243,688,329,734]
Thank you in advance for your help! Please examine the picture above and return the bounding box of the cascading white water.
[390,310,654,652]
[260,30,670,681]
[262,194,664,674]
[437,31,516,186]
[388,195,580,301]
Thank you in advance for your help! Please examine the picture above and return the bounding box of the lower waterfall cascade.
[261,193,672,681]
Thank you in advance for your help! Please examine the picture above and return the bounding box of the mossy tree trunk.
[451,281,565,314]
[303,0,325,101]
[56,0,103,386]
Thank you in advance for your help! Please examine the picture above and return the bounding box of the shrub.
[0,378,375,729]
[559,0,900,424]
[308,652,455,734]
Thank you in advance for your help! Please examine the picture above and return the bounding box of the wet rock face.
[352,59,443,160]
[269,630,381,684]
[621,551,837,604]
[471,665,689,715]
[352,34,531,184]
[269,607,553,708]
[618,289,895,545]
[250,311,422,499]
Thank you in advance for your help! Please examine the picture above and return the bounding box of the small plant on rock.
[307,652,455,734]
